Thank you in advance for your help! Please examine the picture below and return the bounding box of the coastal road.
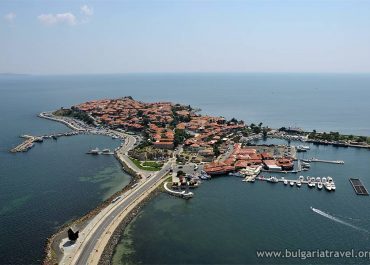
[73,163,171,265]
[70,134,172,265]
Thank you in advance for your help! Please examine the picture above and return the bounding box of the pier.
[349,178,369,196]
[245,175,336,192]
[302,158,344,164]
[163,182,193,199]
[10,131,81,153]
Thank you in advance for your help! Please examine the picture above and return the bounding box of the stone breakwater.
[98,189,162,265]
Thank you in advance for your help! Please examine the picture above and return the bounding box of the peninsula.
[13,96,366,265]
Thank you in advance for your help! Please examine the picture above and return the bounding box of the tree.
[213,144,221,157]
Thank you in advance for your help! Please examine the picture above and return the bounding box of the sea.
[0,73,370,264]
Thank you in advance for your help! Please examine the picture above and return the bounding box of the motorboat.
[290,181,295,186]
[331,182,336,191]
[299,176,304,181]
[88,148,100,154]
[316,177,321,182]
[283,179,288,185]
[268,176,279,183]
[317,182,323,190]
[322,177,327,183]
[327,176,333,182]
[296,180,302,187]
[324,182,332,191]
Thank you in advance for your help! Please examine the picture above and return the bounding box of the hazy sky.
[1,0,370,74]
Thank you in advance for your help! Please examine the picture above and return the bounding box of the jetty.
[302,158,344,164]
[349,178,369,196]
[163,182,193,199]
[245,175,337,192]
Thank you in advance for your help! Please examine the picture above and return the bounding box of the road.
[70,133,172,265]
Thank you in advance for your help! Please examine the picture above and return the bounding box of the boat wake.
[310,207,369,234]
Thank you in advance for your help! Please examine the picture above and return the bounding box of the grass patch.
[129,157,161,171]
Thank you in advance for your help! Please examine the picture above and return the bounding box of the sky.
[1,0,370,74]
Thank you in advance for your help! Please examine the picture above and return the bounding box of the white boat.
[296,181,302,187]
[284,179,288,185]
[316,177,321,182]
[268,176,279,183]
[322,177,327,183]
[327,176,333,182]
[290,181,294,186]
[102,148,111,153]
[324,182,332,191]
[89,148,100,154]
[317,182,323,190]
[306,176,311,181]
[331,182,336,191]
[308,181,315,188]
[299,176,304,181]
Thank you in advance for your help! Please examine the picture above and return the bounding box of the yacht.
[308,181,315,188]
[89,148,100,155]
[324,182,332,191]
[268,176,279,183]
[102,148,111,154]
[317,182,323,190]
[296,180,302,187]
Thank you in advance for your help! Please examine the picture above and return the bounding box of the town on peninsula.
[9,96,370,265]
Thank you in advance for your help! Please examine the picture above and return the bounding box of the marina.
[246,175,337,192]
[349,178,369,196]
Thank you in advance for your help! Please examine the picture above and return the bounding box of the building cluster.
[74,97,245,155]
[204,143,294,175]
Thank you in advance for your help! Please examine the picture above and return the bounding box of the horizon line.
[2,71,370,76]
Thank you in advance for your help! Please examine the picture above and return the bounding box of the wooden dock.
[349,178,369,196]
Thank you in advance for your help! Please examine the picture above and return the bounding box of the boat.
[268,176,278,183]
[296,145,310,152]
[102,148,111,153]
[112,135,119,139]
[308,181,315,188]
[200,171,211,180]
[322,177,327,183]
[327,176,333,182]
[290,181,294,186]
[316,177,321,182]
[299,176,304,181]
[331,182,336,191]
[228,172,244,177]
[284,179,288,185]
[52,135,57,140]
[317,182,323,190]
[324,182,332,191]
[88,148,100,154]
[296,181,302,187]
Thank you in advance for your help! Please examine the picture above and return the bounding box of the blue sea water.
[0,73,370,264]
